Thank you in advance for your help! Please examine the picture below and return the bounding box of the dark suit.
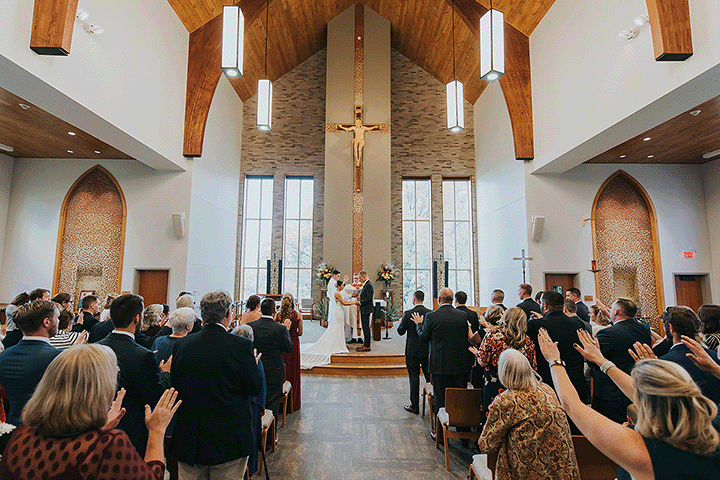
[527,310,590,403]
[397,304,431,410]
[98,332,170,456]
[0,339,61,425]
[359,280,374,347]
[575,301,590,323]
[170,323,262,466]
[456,305,480,385]
[88,319,113,343]
[418,304,471,413]
[661,344,720,404]
[249,316,292,420]
[72,311,99,333]
[517,297,542,319]
[592,319,651,422]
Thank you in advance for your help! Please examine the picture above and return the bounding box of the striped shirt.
[49,331,81,350]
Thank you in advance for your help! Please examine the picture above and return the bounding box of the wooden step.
[303,363,408,376]
[330,353,405,364]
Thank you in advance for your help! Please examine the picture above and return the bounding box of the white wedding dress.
[300,292,349,369]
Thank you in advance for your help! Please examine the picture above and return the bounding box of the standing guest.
[563,299,592,333]
[479,305,504,335]
[74,294,100,332]
[478,349,580,480]
[589,304,611,335]
[0,345,181,480]
[516,283,542,320]
[565,288,590,323]
[152,307,195,366]
[471,307,536,422]
[251,298,293,423]
[50,292,73,311]
[491,289,507,310]
[142,304,165,337]
[98,294,172,456]
[1,292,30,349]
[0,300,61,426]
[591,298,651,423]
[240,295,262,325]
[274,293,302,412]
[412,288,470,441]
[170,291,262,479]
[89,294,120,343]
[700,304,720,350]
[28,288,50,302]
[49,308,86,350]
[176,294,202,334]
[456,290,481,387]
[99,293,120,323]
[534,290,544,304]
[397,290,431,414]
[356,270,375,352]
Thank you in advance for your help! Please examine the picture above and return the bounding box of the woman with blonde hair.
[470,307,536,421]
[0,344,180,479]
[99,293,120,323]
[478,349,580,479]
[142,304,164,337]
[538,328,720,479]
[589,304,610,335]
[274,293,302,411]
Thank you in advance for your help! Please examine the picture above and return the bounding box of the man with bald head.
[412,288,470,440]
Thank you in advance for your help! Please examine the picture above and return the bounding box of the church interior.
[2,0,720,477]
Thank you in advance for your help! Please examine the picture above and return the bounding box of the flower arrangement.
[377,262,397,289]
[316,262,335,285]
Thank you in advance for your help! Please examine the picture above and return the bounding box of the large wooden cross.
[324,4,390,274]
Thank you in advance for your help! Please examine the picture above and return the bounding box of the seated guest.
[74,294,100,332]
[240,295,263,325]
[471,307,536,422]
[565,288,590,323]
[516,283,542,320]
[152,307,195,366]
[1,292,30,349]
[540,328,720,479]
[478,349,580,480]
[0,300,61,425]
[50,292,73,311]
[700,304,720,351]
[491,289,506,310]
[142,304,164,337]
[589,304,611,335]
[563,299,592,333]
[0,344,180,480]
[49,308,86,350]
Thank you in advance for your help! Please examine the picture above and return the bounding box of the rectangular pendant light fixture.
[257,79,273,131]
[446,80,464,132]
[221,5,244,78]
[480,8,504,81]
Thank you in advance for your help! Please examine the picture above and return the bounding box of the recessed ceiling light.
[643,137,651,141]
[67,150,74,154]
[19,103,30,110]
[94,150,101,154]
[619,155,626,158]
[690,109,701,116]
[68,131,76,136]
[647,154,654,158]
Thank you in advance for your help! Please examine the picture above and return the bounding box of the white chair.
[279,380,293,428]
[258,409,275,475]
[422,382,435,431]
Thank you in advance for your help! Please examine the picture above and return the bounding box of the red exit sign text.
[682,251,695,259]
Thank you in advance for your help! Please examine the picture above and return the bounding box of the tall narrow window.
[282,176,314,300]
[443,178,474,304]
[241,176,274,300]
[402,178,433,309]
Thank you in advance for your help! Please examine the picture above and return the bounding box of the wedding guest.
[152,307,195,366]
[516,283,542,320]
[566,288,590,323]
[589,304,611,335]
[50,292,73,311]
[142,304,164,337]
[175,294,202,334]
[397,290,431,414]
[274,293,302,412]
[28,288,50,302]
[0,344,181,480]
[240,295,262,325]
[700,304,720,350]
[1,292,30,349]
[563,299,592,333]
[478,349,580,480]
[75,294,100,332]
[49,308,86,350]
[479,305,503,334]
[491,289,506,310]
[99,293,120,323]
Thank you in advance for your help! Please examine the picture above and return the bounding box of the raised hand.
[573,329,606,366]
[104,388,127,430]
[254,348,262,365]
[145,388,181,434]
[681,335,720,379]
[73,330,88,346]
[538,328,561,363]
[628,342,656,362]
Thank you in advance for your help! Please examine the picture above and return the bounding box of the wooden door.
[674,275,704,313]
[545,274,575,296]
[137,270,169,306]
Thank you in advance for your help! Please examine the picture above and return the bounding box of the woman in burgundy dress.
[275,293,302,411]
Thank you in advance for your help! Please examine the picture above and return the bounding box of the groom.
[356,270,374,352]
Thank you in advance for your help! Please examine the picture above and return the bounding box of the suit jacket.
[575,301,590,323]
[592,319,651,403]
[397,304,431,358]
[0,339,61,425]
[527,311,590,402]
[516,298,542,319]
[98,332,170,456]
[418,304,471,376]
[248,316,293,387]
[170,323,262,466]
[661,343,720,404]
[456,305,479,333]
[88,319,114,343]
[71,311,99,333]
[359,281,374,315]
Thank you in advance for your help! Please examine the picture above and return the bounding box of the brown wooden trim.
[30,0,79,56]
[499,24,534,160]
[53,165,127,296]
[645,0,693,61]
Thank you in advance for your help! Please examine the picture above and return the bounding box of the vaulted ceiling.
[165,0,556,103]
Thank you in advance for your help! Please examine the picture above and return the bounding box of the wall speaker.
[531,215,545,242]
[172,212,185,239]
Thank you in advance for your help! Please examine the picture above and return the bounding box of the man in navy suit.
[356,270,375,351]
[0,300,61,425]
[566,288,590,323]
[516,283,542,319]
[397,290,431,414]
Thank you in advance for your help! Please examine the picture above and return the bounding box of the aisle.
[263,375,473,479]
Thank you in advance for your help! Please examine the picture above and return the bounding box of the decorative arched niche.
[53,166,127,302]
[591,171,664,329]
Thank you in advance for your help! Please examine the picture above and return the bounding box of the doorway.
[674,274,708,313]
[545,273,576,297]
[135,269,169,306]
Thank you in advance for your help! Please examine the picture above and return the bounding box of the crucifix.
[324,4,390,273]
[513,248,534,284]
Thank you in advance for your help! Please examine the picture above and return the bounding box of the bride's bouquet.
[316,262,335,286]
[377,262,397,289]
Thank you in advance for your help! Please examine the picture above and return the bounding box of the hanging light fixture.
[480,0,504,82]
[256,0,272,131]
[446,0,464,133]
[221,5,244,78]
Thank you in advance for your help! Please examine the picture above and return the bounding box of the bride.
[301,281,359,369]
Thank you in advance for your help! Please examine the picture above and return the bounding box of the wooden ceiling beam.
[30,0,80,55]
[645,0,692,61]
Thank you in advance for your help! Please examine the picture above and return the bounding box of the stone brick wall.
[235,49,327,301]
[390,49,479,305]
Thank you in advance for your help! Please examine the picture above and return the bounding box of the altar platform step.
[303,353,407,376]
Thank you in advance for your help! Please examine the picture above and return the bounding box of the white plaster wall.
[531,0,720,171]
[474,83,529,306]
[0,0,188,168]
[185,78,243,297]
[702,159,720,303]
[0,154,14,278]
[0,159,192,303]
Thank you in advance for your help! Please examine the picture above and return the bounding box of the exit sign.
[682,251,695,259]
